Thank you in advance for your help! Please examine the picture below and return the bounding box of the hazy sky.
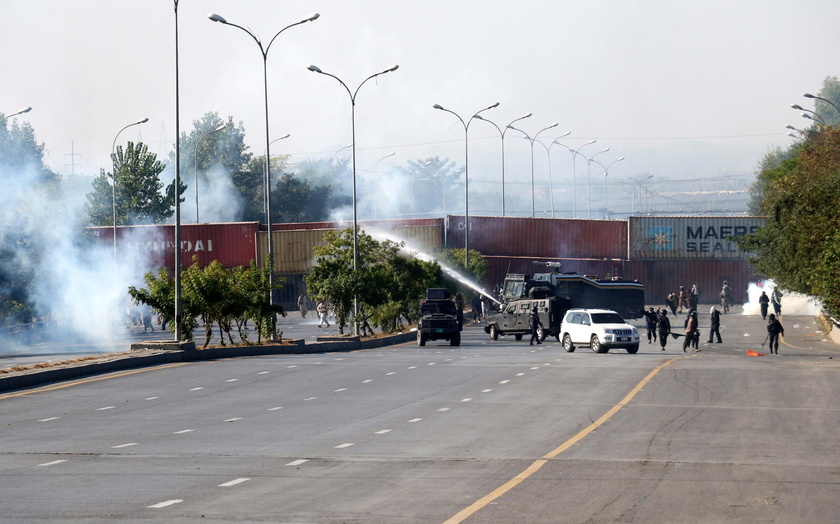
[4,1,839,195]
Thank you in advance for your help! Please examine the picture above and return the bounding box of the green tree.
[813,76,840,127]
[737,125,840,317]
[85,141,185,225]
[437,248,490,295]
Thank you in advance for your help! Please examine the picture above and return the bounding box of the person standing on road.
[297,293,309,318]
[720,280,733,313]
[767,313,785,355]
[690,283,701,310]
[528,306,542,345]
[471,295,482,322]
[642,307,659,344]
[683,310,699,352]
[771,288,783,316]
[707,306,722,343]
[678,286,688,313]
[666,292,678,316]
[657,310,671,351]
[316,299,330,328]
[759,291,770,320]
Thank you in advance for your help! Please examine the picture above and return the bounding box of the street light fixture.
[586,148,609,218]
[554,139,596,217]
[532,132,571,218]
[803,92,840,118]
[373,151,395,219]
[308,63,399,335]
[791,103,826,125]
[263,133,291,219]
[801,112,826,125]
[509,123,559,217]
[110,117,149,309]
[432,102,499,269]
[194,124,226,223]
[473,112,532,216]
[591,156,625,218]
[0,106,32,125]
[626,174,653,213]
[210,10,320,340]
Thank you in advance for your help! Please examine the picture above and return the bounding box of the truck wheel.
[626,344,639,354]
[418,331,426,346]
[562,334,575,353]
[489,324,499,341]
[514,334,523,341]
[536,325,546,342]
[591,335,608,353]
[450,332,461,346]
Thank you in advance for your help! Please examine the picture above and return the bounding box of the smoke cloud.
[741,280,822,317]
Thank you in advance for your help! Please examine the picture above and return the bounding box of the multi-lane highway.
[2,310,838,523]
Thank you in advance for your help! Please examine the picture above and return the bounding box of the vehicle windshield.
[421,301,457,316]
[591,312,625,324]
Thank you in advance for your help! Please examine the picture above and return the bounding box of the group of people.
[297,293,332,328]
[758,288,783,319]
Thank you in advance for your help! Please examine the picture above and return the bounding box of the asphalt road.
[1,309,839,523]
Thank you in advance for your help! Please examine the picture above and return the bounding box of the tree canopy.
[85,141,185,225]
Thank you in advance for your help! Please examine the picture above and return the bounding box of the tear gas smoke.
[741,280,822,317]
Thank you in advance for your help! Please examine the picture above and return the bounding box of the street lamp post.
[373,152,395,220]
[626,175,653,213]
[262,133,291,222]
[586,148,609,219]
[308,64,399,336]
[803,92,840,119]
[791,104,826,125]
[591,156,625,218]
[210,11,319,340]
[194,124,226,223]
[433,102,499,269]
[0,106,31,125]
[473,112,532,216]
[553,139,596,217]
[110,117,149,308]
[509,123,559,217]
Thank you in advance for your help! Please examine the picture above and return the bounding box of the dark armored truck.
[417,288,463,346]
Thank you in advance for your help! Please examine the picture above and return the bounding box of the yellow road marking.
[443,355,692,524]
[0,362,190,400]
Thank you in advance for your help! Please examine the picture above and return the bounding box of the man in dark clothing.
[657,310,671,351]
[707,306,722,343]
[767,313,785,355]
[759,291,770,320]
[683,310,699,352]
[642,307,659,344]
[471,295,482,322]
[529,306,542,345]
[771,288,783,316]
[666,293,678,316]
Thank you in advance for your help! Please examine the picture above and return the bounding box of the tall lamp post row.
[307,63,399,336]
[210,10,320,340]
[0,106,32,125]
[473,112,532,216]
[508,123,559,217]
[432,102,499,269]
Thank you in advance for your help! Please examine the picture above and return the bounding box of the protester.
[767,313,785,355]
[707,306,722,344]
[528,306,542,345]
[642,307,659,344]
[759,291,770,320]
[657,310,671,351]
[683,310,699,352]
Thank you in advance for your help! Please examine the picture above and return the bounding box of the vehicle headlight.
[603,328,614,334]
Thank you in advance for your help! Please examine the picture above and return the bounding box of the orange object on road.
[747,349,765,357]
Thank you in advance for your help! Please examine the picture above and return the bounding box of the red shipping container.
[624,259,759,306]
[445,215,627,259]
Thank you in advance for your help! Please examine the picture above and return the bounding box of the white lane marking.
[303,397,318,401]
[286,459,308,466]
[37,459,67,467]
[148,499,183,509]
[224,418,243,422]
[112,443,138,448]
[375,429,392,434]
[225,379,238,382]
[516,373,525,376]
[543,363,551,366]
[531,367,539,370]
[408,418,423,423]
[267,406,284,411]
[189,387,204,391]
[145,396,160,400]
[96,406,115,411]
[499,380,510,384]
[257,371,269,374]
[335,358,345,361]
[334,388,348,392]
[218,477,250,487]
[335,443,354,449]
[445,358,453,361]
[314,362,323,364]
[407,366,417,369]
[461,398,472,402]
[287,365,298,368]
[362,380,373,383]
[38,417,60,422]
[386,372,397,375]
[438,407,450,412]
[427,362,436,366]
[173,429,194,434]
[483,389,493,393]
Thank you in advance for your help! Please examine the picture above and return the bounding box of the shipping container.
[258,225,444,273]
[271,217,444,231]
[628,216,765,260]
[445,215,627,259]
[87,222,260,270]
[624,259,759,305]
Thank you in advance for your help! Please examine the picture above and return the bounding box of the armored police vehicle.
[417,288,462,346]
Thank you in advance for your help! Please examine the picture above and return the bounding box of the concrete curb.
[0,331,416,394]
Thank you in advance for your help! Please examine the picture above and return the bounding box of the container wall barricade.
[624,259,759,305]
[445,215,627,259]
[628,216,765,260]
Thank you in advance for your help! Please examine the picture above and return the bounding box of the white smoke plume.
[742,280,822,317]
